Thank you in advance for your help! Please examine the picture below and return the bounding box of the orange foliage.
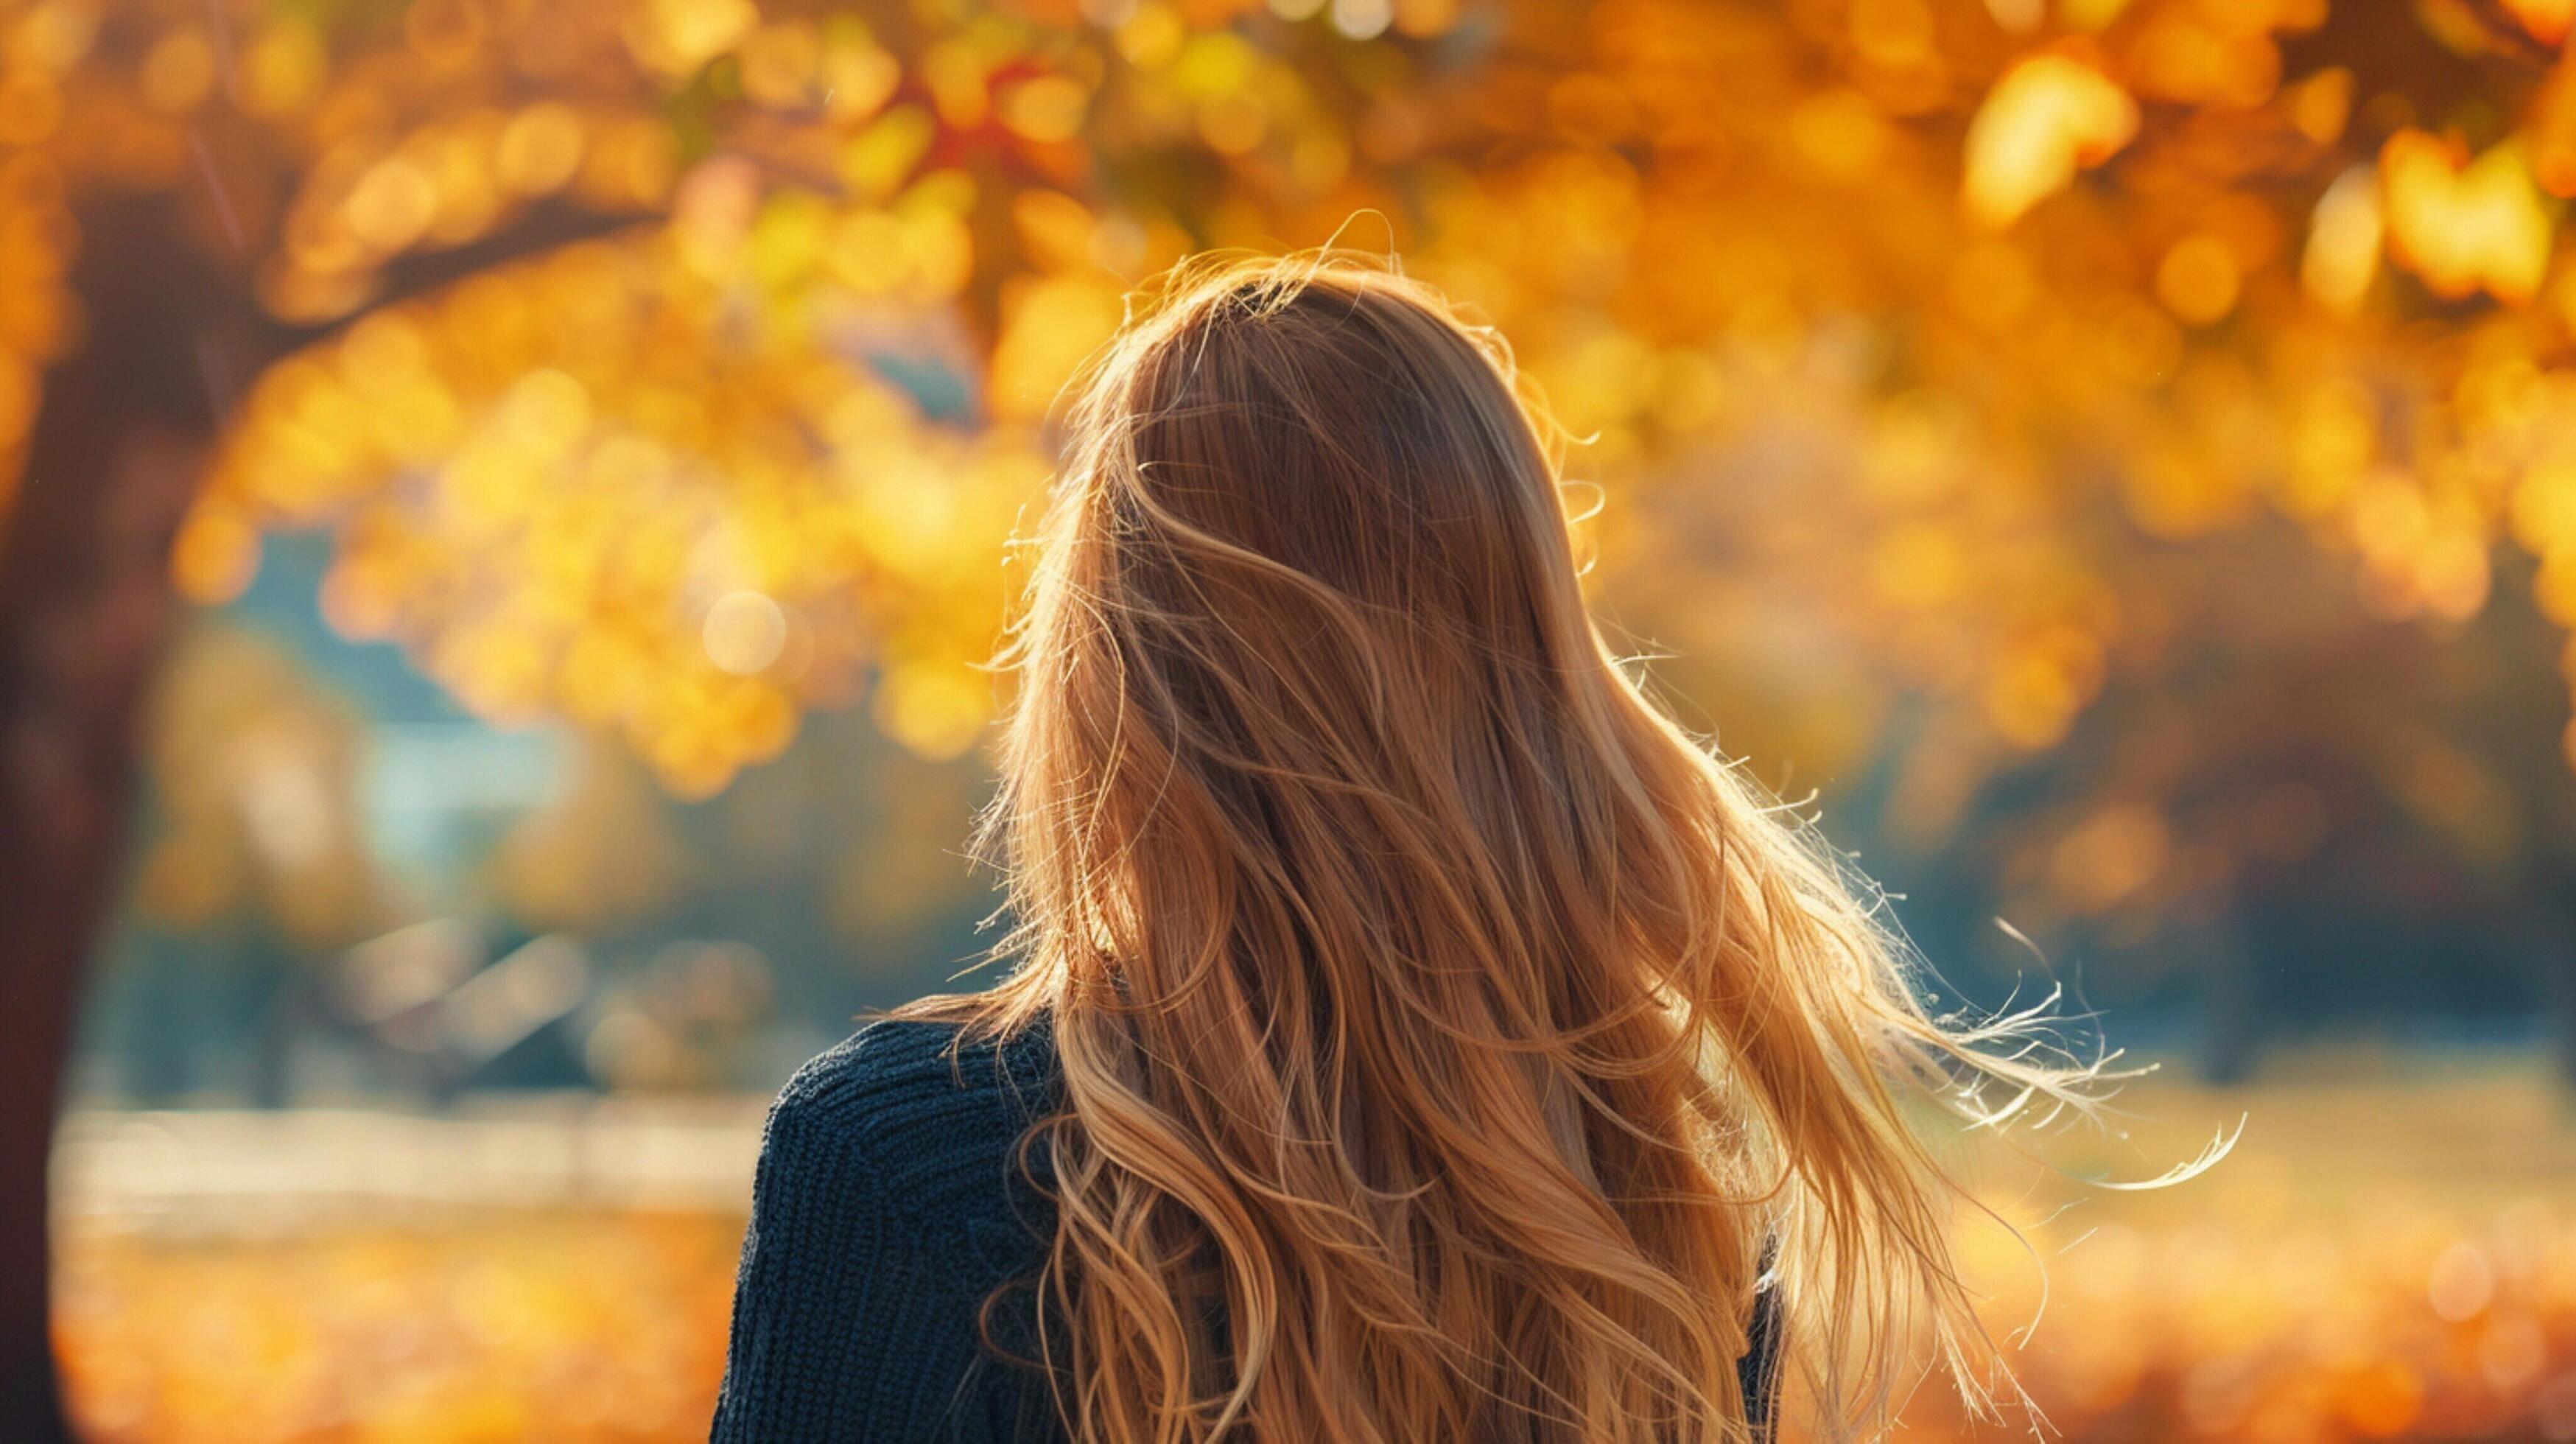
[4,0,2576,800]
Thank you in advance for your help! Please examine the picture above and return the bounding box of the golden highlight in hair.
[894,249,2124,1442]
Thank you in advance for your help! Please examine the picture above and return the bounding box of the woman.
[712,251,2102,1442]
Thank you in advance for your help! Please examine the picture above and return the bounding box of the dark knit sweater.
[712,1015,1780,1441]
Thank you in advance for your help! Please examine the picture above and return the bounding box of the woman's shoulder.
[716,1013,1067,1442]
[760,1012,1063,1224]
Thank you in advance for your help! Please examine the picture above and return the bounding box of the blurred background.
[1,0,2573,1437]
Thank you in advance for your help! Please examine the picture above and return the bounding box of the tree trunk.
[0,175,636,1436]
[0,192,244,1442]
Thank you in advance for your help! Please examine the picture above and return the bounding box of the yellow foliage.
[4,0,2576,796]
[988,272,1123,421]
[1962,55,2138,228]
[2382,132,2554,306]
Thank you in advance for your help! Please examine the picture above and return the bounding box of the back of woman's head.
[926,250,2103,1442]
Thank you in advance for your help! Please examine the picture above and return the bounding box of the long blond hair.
[896,250,2112,1442]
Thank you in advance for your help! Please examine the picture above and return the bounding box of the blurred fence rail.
[52,1098,769,1233]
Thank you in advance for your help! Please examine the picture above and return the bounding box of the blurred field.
[49,1051,2576,1443]
[1907,1051,2576,1442]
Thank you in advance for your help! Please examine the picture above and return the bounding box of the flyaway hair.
[891,249,2130,1443]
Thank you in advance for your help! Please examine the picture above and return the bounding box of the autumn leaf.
[1962,55,2140,229]
[2380,131,2554,306]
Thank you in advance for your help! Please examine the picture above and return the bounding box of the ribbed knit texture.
[712,1014,1781,1441]
[712,1017,1064,1443]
